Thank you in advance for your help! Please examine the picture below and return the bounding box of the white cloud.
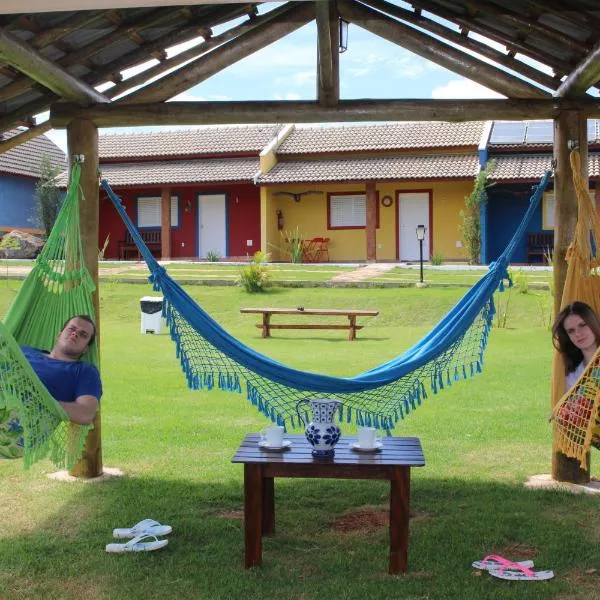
[274,71,315,87]
[347,67,370,77]
[274,92,302,101]
[431,79,505,99]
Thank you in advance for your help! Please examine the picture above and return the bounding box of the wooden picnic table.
[231,433,426,574]
[239,307,379,340]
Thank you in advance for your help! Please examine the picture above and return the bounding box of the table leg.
[262,477,275,535]
[348,315,356,341]
[244,464,263,568]
[262,313,271,338]
[389,466,410,574]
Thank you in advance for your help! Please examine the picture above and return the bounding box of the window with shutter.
[137,196,179,227]
[329,194,366,228]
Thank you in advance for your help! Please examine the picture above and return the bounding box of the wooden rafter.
[409,0,578,82]
[338,0,548,99]
[0,95,56,133]
[50,98,600,128]
[315,0,338,107]
[459,0,589,55]
[556,40,600,98]
[361,0,559,91]
[105,5,287,100]
[0,28,109,105]
[0,120,51,152]
[120,2,314,104]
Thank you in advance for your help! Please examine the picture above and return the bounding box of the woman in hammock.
[552,301,600,433]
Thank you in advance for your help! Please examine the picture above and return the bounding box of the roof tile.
[99,125,282,159]
[0,129,66,178]
[277,122,486,155]
[97,157,259,187]
[257,154,479,184]
[490,154,600,180]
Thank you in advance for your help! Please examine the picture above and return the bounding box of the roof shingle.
[99,125,282,159]
[490,154,600,180]
[0,129,66,178]
[276,122,486,155]
[257,154,479,184]
[98,157,260,186]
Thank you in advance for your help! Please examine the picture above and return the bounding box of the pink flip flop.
[489,563,554,581]
[472,554,534,571]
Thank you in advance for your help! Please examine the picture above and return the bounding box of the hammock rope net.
[0,163,95,468]
[102,168,552,432]
[551,150,600,466]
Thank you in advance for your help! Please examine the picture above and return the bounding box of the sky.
[43,4,521,154]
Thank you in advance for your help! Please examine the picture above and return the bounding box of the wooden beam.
[51,98,600,128]
[105,5,283,100]
[120,2,315,104]
[0,28,109,105]
[365,181,377,262]
[556,41,600,98]
[0,95,57,133]
[337,0,547,99]
[361,0,559,92]
[315,0,337,107]
[161,187,171,260]
[552,109,589,484]
[0,121,51,152]
[66,118,102,479]
[409,0,577,81]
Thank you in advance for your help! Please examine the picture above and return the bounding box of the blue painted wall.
[486,183,545,264]
[0,174,37,229]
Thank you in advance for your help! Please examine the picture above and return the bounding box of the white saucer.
[351,441,382,453]
[258,440,292,451]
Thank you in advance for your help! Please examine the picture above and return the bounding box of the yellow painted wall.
[261,179,473,262]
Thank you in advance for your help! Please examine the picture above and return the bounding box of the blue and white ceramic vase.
[296,398,343,457]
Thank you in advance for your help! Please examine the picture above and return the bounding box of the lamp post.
[416,224,426,287]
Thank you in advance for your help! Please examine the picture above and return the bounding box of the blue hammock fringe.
[101,169,552,432]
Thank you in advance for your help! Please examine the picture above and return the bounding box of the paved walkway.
[330,263,397,282]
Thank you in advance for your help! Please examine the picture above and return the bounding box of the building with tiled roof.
[0,129,66,233]
[95,121,488,262]
[483,120,600,264]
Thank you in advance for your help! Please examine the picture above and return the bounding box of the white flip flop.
[489,568,554,581]
[113,518,172,539]
[106,533,169,553]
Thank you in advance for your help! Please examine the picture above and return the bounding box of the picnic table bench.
[240,307,379,341]
[118,230,161,260]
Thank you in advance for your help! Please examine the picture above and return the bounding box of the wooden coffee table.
[231,433,425,574]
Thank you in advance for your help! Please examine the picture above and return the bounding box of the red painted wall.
[99,183,260,260]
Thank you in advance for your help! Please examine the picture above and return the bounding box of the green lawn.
[0,278,598,599]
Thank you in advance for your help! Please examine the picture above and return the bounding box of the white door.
[398,192,430,261]
[198,194,227,258]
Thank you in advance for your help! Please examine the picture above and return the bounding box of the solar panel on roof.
[490,122,526,144]
[525,121,553,143]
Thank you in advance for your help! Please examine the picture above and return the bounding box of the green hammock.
[0,163,96,468]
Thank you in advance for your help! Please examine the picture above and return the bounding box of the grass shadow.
[0,474,599,599]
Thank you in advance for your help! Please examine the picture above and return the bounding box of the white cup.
[260,425,284,447]
[358,427,381,449]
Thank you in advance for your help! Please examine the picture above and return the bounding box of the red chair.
[309,237,329,262]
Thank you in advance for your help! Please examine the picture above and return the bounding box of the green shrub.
[430,251,444,266]
[281,227,305,263]
[514,269,529,294]
[238,251,271,293]
[206,249,222,262]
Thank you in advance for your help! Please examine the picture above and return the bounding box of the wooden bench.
[526,232,554,264]
[118,230,161,260]
[240,307,379,341]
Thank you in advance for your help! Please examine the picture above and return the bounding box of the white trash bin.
[140,296,165,334]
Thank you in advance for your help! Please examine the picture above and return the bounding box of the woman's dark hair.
[552,301,600,373]
[61,315,96,347]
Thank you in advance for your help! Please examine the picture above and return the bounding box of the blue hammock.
[102,170,551,431]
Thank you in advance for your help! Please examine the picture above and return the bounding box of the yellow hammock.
[551,150,600,466]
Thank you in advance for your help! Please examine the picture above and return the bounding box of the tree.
[34,155,62,237]
[460,160,496,265]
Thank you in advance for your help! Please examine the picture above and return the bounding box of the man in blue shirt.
[22,315,102,425]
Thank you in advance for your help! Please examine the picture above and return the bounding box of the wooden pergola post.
[552,109,589,483]
[365,181,377,261]
[161,187,171,260]
[67,117,103,479]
